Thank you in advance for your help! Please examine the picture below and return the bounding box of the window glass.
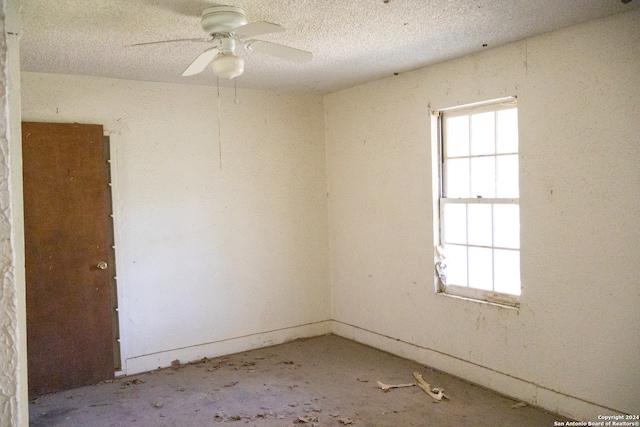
[445,158,470,198]
[467,204,492,246]
[470,111,495,156]
[470,156,496,198]
[496,155,519,198]
[445,116,470,157]
[493,204,520,249]
[468,247,493,291]
[494,249,521,295]
[443,203,467,244]
[496,108,518,153]
[445,244,468,287]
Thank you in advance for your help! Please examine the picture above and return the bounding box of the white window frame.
[434,97,520,307]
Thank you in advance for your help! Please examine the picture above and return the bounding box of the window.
[435,98,520,305]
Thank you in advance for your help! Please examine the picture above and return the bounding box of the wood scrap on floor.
[413,371,449,401]
[376,372,450,402]
[376,380,416,391]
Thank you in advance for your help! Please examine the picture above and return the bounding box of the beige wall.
[326,10,640,420]
[21,74,331,374]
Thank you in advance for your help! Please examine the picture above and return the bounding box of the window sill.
[435,290,520,310]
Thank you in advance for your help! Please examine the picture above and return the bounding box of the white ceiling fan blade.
[126,37,211,47]
[247,41,312,63]
[182,47,220,76]
[233,21,284,38]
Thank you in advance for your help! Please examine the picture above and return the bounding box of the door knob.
[97,261,108,270]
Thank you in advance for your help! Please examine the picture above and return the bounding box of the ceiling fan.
[130,4,312,79]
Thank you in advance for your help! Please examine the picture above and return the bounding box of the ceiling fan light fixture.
[212,54,244,79]
[134,4,312,80]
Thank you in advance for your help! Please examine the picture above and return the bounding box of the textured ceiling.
[19,0,639,94]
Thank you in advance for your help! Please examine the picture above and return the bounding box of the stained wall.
[326,10,640,419]
[21,73,331,374]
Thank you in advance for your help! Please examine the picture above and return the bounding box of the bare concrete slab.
[29,335,569,426]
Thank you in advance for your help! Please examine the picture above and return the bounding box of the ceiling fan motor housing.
[201,5,248,34]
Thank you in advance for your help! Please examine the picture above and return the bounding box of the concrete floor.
[29,335,569,426]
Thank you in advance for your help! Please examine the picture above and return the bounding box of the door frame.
[106,130,125,376]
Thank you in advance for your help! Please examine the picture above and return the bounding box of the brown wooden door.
[23,122,116,397]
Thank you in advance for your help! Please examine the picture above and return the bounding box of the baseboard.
[330,320,626,421]
[123,320,332,375]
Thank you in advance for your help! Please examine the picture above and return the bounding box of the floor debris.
[28,335,568,427]
[376,380,416,391]
[511,402,528,409]
[413,372,449,401]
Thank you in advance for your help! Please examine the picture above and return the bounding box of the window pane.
[444,203,467,244]
[445,158,470,198]
[468,204,492,246]
[496,108,518,154]
[496,155,519,198]
[470,111,495,156]
[470,156,495,198]
[445,244,467,287]
[493,204,519,249]
[494,249,520,295]
[445,116,469,157]
[468,247,493,291]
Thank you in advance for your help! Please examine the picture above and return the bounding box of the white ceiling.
[19,0,639,94]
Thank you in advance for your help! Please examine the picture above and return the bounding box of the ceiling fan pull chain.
[234,78,239,104]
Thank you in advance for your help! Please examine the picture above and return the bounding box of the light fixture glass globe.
[211,55,244,79]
